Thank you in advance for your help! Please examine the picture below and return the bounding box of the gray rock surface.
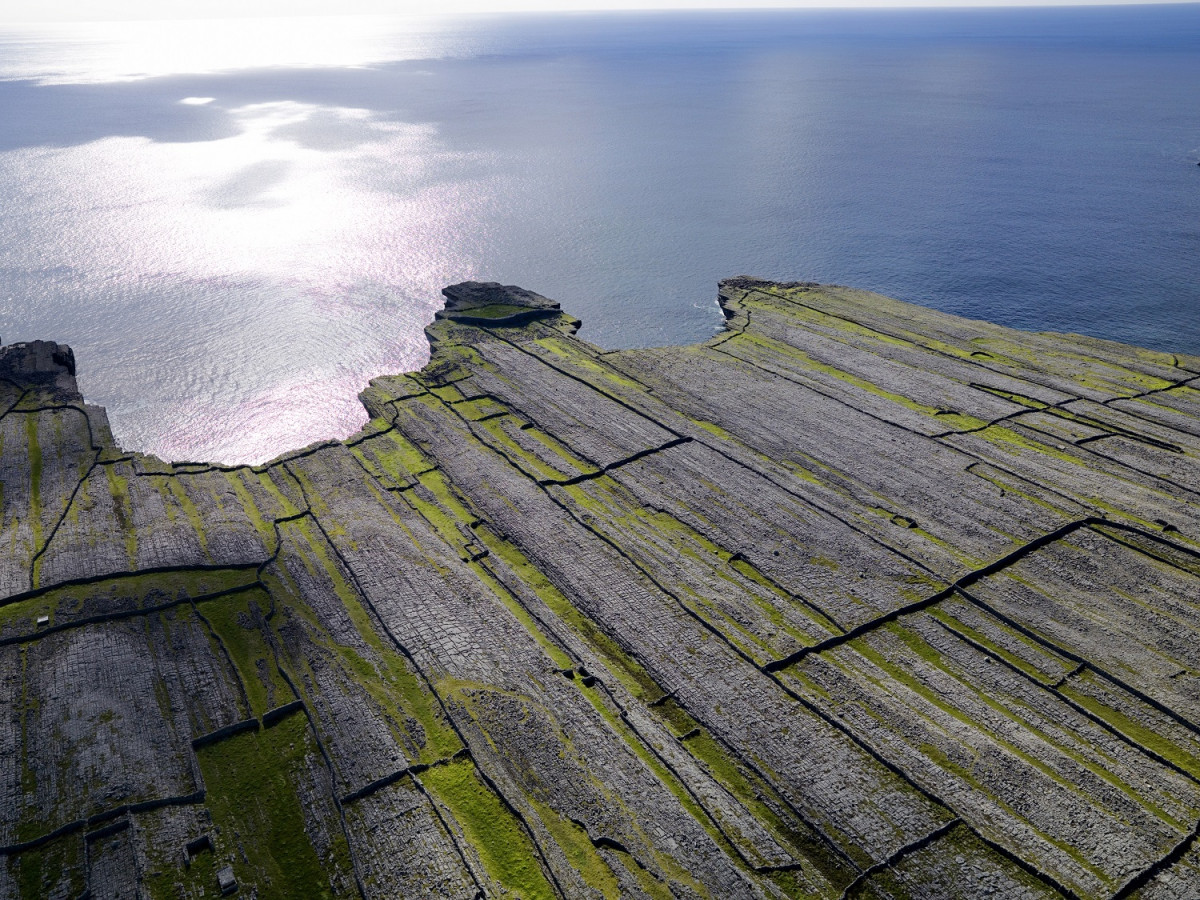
[1,279,1198,898]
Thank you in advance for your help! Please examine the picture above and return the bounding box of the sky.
[4,0,1195,22]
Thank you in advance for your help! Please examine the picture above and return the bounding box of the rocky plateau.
[1,278,1199,899]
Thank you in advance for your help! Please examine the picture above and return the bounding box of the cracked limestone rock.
[1,279,1199,899]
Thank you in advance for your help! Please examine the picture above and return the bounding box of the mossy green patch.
[859,624,1186,834]
[736,331,990,432]
[422,757,558,900]
[970,385,1051,411]
[226,473,275,544]
[12,834,86,900]
[414,345,489,388]
[729,554,843,638]
[688,417,738,443]
[476,417,588,481]
[0,568,258,642]
[533,336,645,392]
[523,426,599,475]
[1060,674,1200,781]
[410,469,479,548]
[198,589,292,719]
[560,477,838,654]
[976,423,1105,471]
[525,800,628,900]
[459,303,529,319]
[470,562,573,670]
[546,682,721,898]
[158,476,211,558]
[928,605,1067,686]
[456,397,509,422]
[196,713,353,899]
[103,464,138,568]
[353,428,436,483]
[25,415,43,584]
[966,337,1175,397]
[142,833,219,900]
[270,521,461,763]
[429,383,467,403]
[476,524,848,888]
[258,468,306,517]
[474,524,661,702]
[678,725,852,894]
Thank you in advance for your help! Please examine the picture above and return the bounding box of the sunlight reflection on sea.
[0,16,505,462]
[1,9,1197,463]
[0,16,466,84]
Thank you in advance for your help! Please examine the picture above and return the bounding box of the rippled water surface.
[2,7,1198,463]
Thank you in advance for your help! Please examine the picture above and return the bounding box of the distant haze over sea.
[1,6,1198,463]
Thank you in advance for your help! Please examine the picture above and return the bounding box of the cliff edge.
[1,280,1199,899]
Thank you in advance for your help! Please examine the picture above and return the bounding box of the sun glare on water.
[0,15,461,84]
[0,15,498,463]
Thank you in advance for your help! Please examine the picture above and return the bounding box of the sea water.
[1,6,1197,463]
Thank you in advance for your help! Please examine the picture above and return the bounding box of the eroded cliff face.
[1,280,1200,900]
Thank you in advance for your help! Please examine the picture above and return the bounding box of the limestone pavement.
[1,279,1198,899]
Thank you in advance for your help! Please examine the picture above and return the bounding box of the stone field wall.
[1,278,1199,899]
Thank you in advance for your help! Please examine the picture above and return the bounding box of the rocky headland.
[1,279,1199,899]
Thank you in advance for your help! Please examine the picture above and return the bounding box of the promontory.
[1,279,1199,899]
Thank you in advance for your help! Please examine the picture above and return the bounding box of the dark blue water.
[1,6,1198,462]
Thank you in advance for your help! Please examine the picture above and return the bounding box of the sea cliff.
[1,279,1199,899]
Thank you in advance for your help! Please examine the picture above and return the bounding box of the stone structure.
[1,279,1199,899]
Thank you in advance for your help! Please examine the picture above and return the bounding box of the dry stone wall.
[1,278,1198,899]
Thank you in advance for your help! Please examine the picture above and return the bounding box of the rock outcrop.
[1,279,1199,899]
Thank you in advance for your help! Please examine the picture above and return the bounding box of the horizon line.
[5,0,1199,26]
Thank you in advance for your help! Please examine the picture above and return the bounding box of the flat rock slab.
[1,279,1199,899]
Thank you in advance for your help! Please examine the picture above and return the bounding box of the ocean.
[1,5,1198,463]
